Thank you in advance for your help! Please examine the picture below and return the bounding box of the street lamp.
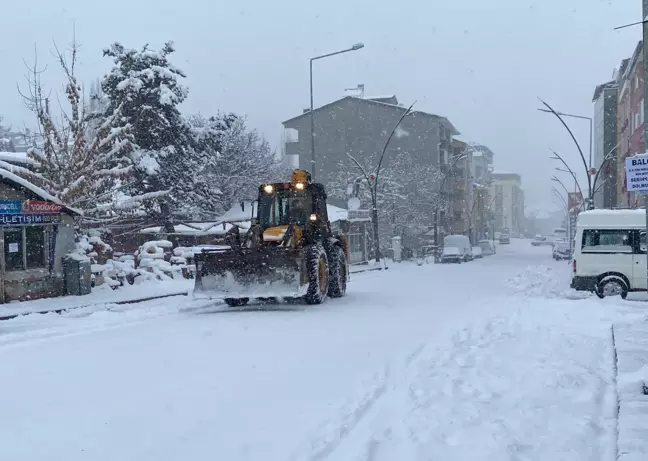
[309,42,365,180]
[537,107,592,170]
[538,100,594,209]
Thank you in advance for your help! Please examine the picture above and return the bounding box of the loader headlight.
[263,184,274,194]
[309,213,317,222]
[294,182,305,190]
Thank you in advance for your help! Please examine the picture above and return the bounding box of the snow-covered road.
[1,240,646,460]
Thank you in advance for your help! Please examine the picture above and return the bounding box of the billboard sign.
[0,200,23,215]
[22,200,63,214]
[0,214,62,226]
[625,153,648,192]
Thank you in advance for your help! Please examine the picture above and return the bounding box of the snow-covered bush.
[135,240,184,281]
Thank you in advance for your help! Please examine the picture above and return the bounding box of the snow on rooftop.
[139,221,250,236]
[327,204,348,223]
[364,94,396,100]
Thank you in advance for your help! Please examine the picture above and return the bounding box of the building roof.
[282,96,460,135]
[0,168,81,215]
[364,95,398,105]
[592,80,617,102]
[492,171,521,181]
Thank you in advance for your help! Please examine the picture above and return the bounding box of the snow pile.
[613,321,648,461]
[135,240,184,280]
[506,264,583,299]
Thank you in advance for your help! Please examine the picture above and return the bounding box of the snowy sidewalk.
[614,321,648,461]
[0,279,193,319]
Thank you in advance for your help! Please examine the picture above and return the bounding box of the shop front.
[0,174,77,302]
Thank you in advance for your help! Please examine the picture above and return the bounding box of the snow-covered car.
[531,235,550,246]
[478,239,496,256]
[499,233,510,244]
[443,235,473,262]
[440,246,463,263]
[472,246,483,259]
[553,241,571,260]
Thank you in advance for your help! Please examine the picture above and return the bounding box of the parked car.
[440,246,463,264]
[478,239,496,256]
[552,241,571,260]
[472,246,483,259]
[499,233,510,244]
[443,235,473,262]
[571,209,645,299]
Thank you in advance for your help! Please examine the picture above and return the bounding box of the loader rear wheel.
[224,297,249,307]
[328,245,347,298]
[305,244,329,305]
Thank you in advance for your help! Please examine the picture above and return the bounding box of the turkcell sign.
[0,214,62,225]
[0,200,23,215]
[625,154,648,193]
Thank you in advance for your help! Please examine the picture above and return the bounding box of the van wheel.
[596,278,628,299]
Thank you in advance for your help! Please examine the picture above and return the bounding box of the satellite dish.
[347,197,361,211]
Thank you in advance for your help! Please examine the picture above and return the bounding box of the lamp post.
[537,108,592,170]
[309,42,364,180]
[537,101,594,209]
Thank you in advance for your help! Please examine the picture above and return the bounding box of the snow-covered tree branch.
[15,38,142,221]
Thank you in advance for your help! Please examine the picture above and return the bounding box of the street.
[0,239,644,461]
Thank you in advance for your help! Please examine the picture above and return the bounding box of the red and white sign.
[22,200,63,214]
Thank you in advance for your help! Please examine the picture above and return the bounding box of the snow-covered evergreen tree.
[189,113,286,218]
[10,40,147,220]
[101,41,195,219]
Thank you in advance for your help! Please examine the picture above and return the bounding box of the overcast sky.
[0,0,641,211]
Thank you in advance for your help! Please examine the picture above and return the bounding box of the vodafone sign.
[22,200,63,214]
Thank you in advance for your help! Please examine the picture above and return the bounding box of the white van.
[571,209,647,299]
[442,235,473,263]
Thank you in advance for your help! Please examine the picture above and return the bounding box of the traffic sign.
[624,153,648,193]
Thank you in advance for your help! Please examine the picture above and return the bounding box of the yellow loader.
[194,169,349,306]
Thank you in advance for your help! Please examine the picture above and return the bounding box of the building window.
[4,228,24,271]
[3,226,47,272]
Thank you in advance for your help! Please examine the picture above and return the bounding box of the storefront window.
[4,228,24,271]
[26,226,45,269]
[3,226,47,271]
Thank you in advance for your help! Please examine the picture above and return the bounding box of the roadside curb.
[612,322,648,461]
[0,291,189,322]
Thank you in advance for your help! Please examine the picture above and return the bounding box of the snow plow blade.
[194,247,305,299]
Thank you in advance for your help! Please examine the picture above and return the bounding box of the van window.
[582,229,633,253]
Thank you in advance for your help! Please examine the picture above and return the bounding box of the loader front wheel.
[224,297,249,307]
[328,245,347,298]
[305,244,329,305]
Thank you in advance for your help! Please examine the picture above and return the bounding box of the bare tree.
[11,37,160,220]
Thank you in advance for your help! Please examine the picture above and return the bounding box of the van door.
[632,230,648,290]
[581,229,635,286]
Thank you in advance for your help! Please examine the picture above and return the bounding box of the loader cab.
[257,170,331,243]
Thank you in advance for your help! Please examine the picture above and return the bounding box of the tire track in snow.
[293,343,426,461]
